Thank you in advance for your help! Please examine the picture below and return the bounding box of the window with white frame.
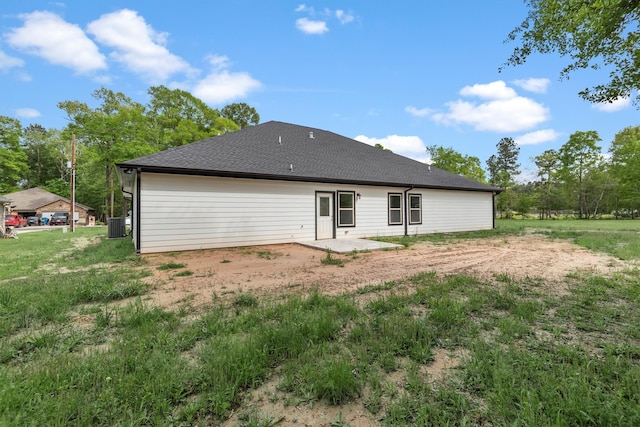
[337,191,355,227]
[409,193,422,224]
[388,193,403,225]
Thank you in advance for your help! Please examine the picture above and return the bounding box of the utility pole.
[70,134,76,232]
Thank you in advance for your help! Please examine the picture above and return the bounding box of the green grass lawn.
[496,219,640,260]
[1,222,639,425]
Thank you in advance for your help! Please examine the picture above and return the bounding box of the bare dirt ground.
[137,234,628,426]
[141,234,625,310]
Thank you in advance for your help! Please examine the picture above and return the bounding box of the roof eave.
[118,164,501,193]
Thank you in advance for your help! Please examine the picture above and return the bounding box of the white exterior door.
[316,192,334,240]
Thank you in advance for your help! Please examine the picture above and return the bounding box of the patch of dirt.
[141,234,625,310]
[137,235,628,426]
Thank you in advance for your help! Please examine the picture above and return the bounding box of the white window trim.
[337,191,355,227]
[409,193,422,225]
[388,193,403,225]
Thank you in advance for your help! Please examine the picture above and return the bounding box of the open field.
[1,220,640,426]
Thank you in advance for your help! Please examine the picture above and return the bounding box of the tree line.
[428,127,640,219]
[0,86,259,221]
[1,84,638,222]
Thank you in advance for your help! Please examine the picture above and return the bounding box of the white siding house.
[117,121,499,254]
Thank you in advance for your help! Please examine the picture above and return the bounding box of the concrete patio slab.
[301,238,404,253]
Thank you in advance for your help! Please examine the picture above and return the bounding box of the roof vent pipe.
[278,136,282,144]
[309,131,314,139]
[290,164,293,171]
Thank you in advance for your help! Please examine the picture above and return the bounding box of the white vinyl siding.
[418,189,493,234]
[139,174,317,253]
[137,173,495,253]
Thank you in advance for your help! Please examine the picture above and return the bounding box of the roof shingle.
[117,121,500,192]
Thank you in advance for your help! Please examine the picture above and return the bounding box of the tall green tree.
[487,137,521,187]
[21,124,67,188]
[609,125,640,216]
[583,160,616,218]
[220,102,260,129]
[58,88,152,219]
[533,149,560,218]
[147,86,238,149]
[558,130,602,218]
[426,145,487,183]
[487,137,521,218]
[0,115,28,194]
[513,182,535,218]
[504,0,640,105]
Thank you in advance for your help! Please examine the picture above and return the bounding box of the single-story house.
[2,187,95,225]
[116,121,501,254]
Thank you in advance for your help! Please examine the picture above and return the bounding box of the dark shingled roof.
[117,121,500,192]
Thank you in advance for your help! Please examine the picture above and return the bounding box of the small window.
[409,194,422,224]
[388,193,403,225]
[319,197,330,217]
[337,191,355,227]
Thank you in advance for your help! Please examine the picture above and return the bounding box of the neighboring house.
[116,121,501,254]
[1,187,95,225]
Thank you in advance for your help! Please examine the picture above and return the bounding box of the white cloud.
[207,54,229,69]
[354,134,428,162]
[5,11,106,74]
[295,18,329,35]
[295,6,355,34]
[335,10,354,24]
[460,80,517,100]
[593,97,631,112]
[191,55,262,105]
[16,107,40,118]
[0,50,24,70]
[405,106,434,117]
[87,9,192,83]
[295,4,313,13]
[516,168,539,184]
[16,71,32,82]
[431,80,550,133]
[512,78,550,94]
[514,129,560,146]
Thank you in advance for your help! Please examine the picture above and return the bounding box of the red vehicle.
[5,214,27,228]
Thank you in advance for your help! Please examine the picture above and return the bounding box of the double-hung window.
[388,193,403,225]
[408,194,422,224]
[337,191,355,227]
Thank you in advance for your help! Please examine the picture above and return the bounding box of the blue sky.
[1,1,638,181]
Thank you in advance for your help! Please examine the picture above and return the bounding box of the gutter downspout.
[492,192,496,229]
[135,168,142,254]
[122,189,134,238]
[404,186,413,236]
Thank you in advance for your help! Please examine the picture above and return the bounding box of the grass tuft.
[157,262,185,270]
[321,250,344,267]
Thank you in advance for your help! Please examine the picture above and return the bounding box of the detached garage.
[116,121,500,254]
